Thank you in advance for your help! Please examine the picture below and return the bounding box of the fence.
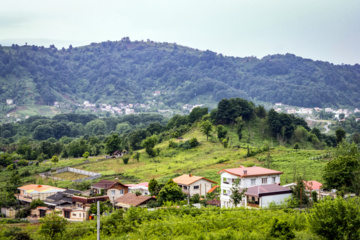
[39,167,101,182]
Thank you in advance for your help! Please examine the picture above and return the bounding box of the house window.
[77,204,82,208]
[184,186,188,190]
[194,186,199,190]
[223,189,227,195]
[223,178,228,183]
[120,189,124,194]
[251,179,256,185]
[72,213,76,216]
[262,178,267,184]
[272,177,276,183]
[111,190,116,196]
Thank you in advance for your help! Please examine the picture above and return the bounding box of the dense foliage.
[1,39,360,116]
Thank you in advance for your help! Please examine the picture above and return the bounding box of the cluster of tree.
[4,196,360,239]
[1,40,360,117]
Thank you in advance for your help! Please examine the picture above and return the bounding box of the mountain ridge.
[1,39,359,114]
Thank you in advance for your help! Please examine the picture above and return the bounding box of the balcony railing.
[247,203,259,208]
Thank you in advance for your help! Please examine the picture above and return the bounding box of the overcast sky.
[1,0,359,64]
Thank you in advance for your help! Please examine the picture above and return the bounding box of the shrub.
[189,137,199,148]
[168,140,178,148]
[122,156,130,164]
[17,160,28,166]
[3,226,31,240]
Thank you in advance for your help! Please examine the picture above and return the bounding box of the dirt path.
[306,117,332,133]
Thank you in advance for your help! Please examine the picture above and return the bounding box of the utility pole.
[300,187,303,207]
[97,201,100,240]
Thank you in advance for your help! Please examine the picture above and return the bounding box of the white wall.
[189,179,213,197]
[219,171,281,208]
[260,193,292,208]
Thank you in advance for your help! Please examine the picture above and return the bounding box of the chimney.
[243,170,247,175]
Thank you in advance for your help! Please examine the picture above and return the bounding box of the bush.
[269,218,295,239]
[3,226,31,240]
[30,199,46,209]
[168,140,178,148]
[17,160,28,166]
[15,207,31,218]
[189,137,199,148]
[122,156,130,164]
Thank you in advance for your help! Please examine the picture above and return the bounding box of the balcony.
[247,202,259,208]
[17,195,33,203]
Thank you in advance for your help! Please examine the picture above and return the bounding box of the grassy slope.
[1,121,331,189]
[60,123,330,185]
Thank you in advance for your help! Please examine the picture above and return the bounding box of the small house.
[115,193,155,209]
[173,174,217,197]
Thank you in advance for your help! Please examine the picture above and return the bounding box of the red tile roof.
[244,184,292,197]
[304,181,322,191]
[218,166,283,177]
[92,180,127,190]
[115,193,155,207]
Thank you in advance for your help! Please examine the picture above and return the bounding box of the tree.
[189,107,208,123]
[50,155,59,166]
[88,201,109,215]
[133,152,140,162]
[82,151,89,160]
[199,120,212,141]
[33,125,54,140]
[291,177,309,206]
[122,156,130,164]
[148,178,161,196]
[157,179,185,204]
[38,214,67,239]
[141,135,158,157]
[216,125,227,140]
[308,197,360,240]
[269,219,295,239]
[105,134,121,154]
[323,155,359,192]
[235,117,245,141]
[30,199,46,209]
[335,127,346,144]
[230,178,247,207]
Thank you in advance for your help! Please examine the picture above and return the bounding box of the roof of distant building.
[304,181,323,191]
[125,182,149,189]
[243,184,292,197]
[173,174,217,185]
[92,180,127,190]
[18,184,65,194]
[72,196,109,204]
[218,166,283,177]
[115,193,155,207]
[207,185,220,193]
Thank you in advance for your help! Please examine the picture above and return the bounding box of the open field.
[52,171,89,181]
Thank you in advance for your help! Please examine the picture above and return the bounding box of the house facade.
[244,184,292,208]
[17,184,66,203]
[91,179,128,202]
[218,166,283,208]
[173,174,217,197]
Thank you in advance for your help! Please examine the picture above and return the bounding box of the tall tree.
[199,120,213,141]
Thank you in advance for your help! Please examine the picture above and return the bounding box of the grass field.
[66,125,331,185]
[52,171,89,180]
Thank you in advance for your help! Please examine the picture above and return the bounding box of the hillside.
[1,123,330,191]
[1,39,360,116]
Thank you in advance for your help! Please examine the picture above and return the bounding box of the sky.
[1,0,359,65]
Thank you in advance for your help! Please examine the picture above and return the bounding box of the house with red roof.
[218,166,283,208]
[91,180,128,203]
[243,184,292,208]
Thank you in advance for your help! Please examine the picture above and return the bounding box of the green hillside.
[1,39,360,117]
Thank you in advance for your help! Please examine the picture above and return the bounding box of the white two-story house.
[218,166,283,208]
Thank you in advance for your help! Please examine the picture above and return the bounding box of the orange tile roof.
[173,174,217,185]
[218,166,283,177]
[18,184,65,193]
[115,193,155,206]
[207,185,220,193]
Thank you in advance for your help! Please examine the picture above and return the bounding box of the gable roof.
[173,174,217,185]
[45,189,82,206]
[304,181,323,191]
[18,184,65,194]
[244,184,292,197]
[207,185,220,193]
[92,180,127,190]
[115,193,155,206]
[218,166,283,177]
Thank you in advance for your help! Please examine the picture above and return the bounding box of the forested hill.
[1,38,360,110]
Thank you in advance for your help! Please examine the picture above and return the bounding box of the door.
[64,211,70,219]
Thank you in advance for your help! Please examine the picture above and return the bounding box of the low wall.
[40,167,101,182]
